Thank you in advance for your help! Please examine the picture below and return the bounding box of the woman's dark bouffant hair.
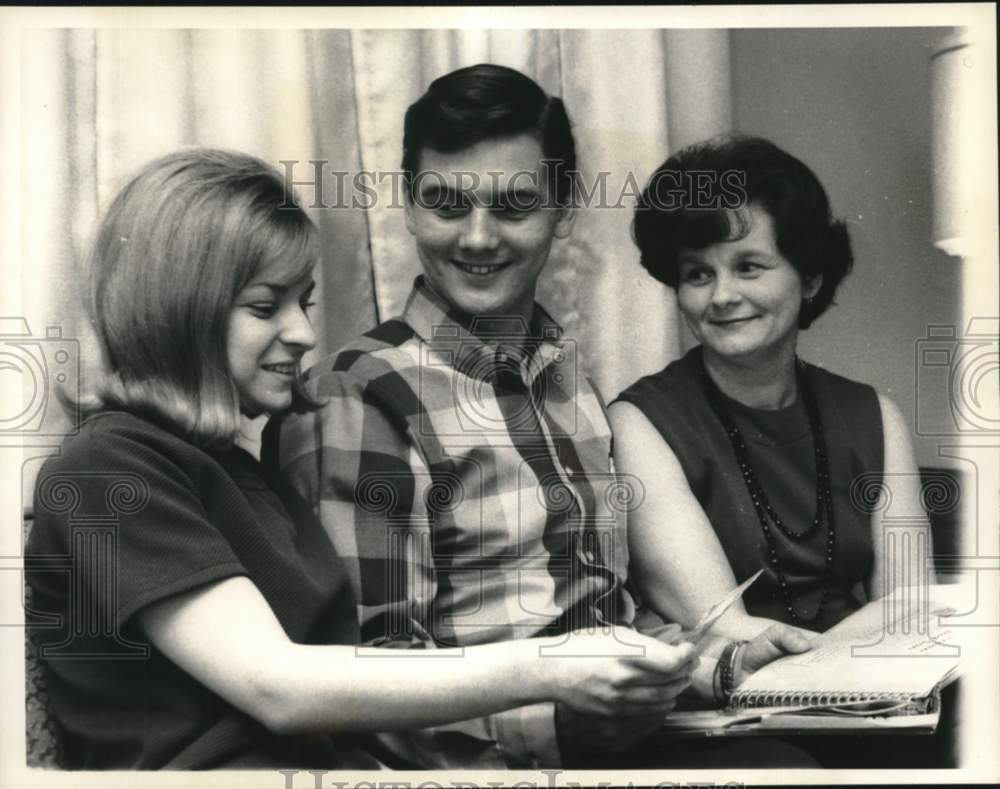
[632,135,853,329]
[402,63,577,207]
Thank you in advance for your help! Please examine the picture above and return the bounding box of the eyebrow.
[499,188,541,204]
[243,279,316,295]
[417,183,461,201]
[416,184,541,206]
[678,248,773,263]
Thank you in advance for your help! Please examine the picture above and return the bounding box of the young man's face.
[404,133,573,322]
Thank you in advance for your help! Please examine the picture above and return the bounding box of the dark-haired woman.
[611,136,935,641]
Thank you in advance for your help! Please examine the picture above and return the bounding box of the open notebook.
[732,584,963,711]
[664,583,965,736]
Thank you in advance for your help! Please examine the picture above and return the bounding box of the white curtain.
[17,27,734,455]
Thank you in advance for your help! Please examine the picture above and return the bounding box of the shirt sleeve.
[30,424,246,634]
[267,367,562,768]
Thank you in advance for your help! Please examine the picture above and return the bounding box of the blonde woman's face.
[226,270,317,417]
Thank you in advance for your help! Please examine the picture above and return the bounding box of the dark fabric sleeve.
[31,426,247,632]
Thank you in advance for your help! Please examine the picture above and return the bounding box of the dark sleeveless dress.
[615,346,884,631]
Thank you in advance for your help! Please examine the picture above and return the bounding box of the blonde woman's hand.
[536,626,698,717]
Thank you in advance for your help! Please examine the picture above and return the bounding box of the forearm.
[713,611,815,641]
[264,638,550,734]
[637,573,782,643]
[142,577,554,739]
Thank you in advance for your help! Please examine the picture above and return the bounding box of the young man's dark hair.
[402,63,577,207]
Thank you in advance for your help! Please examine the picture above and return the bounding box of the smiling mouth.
[451,260,512,277]
[710,316,759,327]
[261,362,297,376]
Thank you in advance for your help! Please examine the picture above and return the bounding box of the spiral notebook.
[730,584,963,713]
[664,583,965,736]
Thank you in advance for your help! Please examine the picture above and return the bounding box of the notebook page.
[734,584,965,698]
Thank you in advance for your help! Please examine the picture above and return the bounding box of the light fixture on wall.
[930,28,994,260]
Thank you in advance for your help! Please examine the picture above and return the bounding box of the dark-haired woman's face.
[675,204,819,364]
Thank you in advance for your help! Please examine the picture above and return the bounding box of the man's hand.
[736,623,814,685]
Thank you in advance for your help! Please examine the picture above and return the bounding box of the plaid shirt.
[265,277,635,769]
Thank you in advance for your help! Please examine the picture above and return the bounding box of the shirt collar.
[402,276,566,386]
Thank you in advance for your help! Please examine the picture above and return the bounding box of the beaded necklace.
[698,355,835,625]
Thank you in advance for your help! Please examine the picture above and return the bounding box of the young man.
[266,64,809,769]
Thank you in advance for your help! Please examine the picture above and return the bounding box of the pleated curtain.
[19,28,733,419]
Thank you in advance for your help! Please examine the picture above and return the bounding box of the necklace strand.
[699,357,836,625]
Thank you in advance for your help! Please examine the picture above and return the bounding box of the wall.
[730,27,963,467]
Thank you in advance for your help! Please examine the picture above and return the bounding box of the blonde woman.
[27,149,698,769]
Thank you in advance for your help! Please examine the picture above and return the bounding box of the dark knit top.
[26,411,366,769]
[616,347,883,631]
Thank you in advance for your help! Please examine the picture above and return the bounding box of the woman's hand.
[539,627,698,717]
[539,628,698,765]
[736,623,814,685]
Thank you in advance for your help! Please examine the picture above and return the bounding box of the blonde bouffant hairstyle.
[83,148,322,450]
